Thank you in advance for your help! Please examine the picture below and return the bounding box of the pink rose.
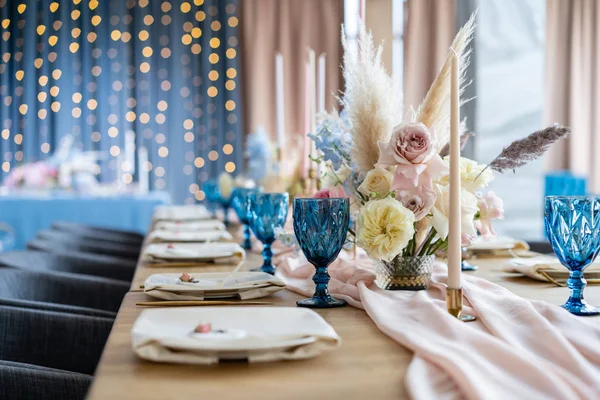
[378,123,447,187]
[475,191,504,236]
[378,123,436,166]
[396,184,436,221]
[313,186,348,199]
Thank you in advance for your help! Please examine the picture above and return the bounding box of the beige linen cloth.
[273,250,600,400]
[504,256,600,284]
[132,307,340,364]
[143,272,286,301]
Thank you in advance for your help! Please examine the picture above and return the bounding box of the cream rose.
[218,172,234,200]
[357,167,394,197]
[439,157,494,192]
[430,184,478,240]
[357,197,415,261]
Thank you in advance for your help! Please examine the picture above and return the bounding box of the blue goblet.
[248,192,289,274]
[215,186,232,227]
[293,198,350,308]
[203,180,219,217]
[545,196,600,316]
[231,187,260,250]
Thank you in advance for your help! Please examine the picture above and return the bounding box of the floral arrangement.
[4,161,59,189]
[309,15,569,263]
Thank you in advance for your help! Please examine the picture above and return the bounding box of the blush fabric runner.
[273,250,600,400]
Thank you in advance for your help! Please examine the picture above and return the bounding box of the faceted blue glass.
[248,192,289,274]
[545,196,600,316]
[231,188,261,250]
[202,180,219,217]
[293,198,350,308]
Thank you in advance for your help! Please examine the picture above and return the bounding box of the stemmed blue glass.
[231,187,261,250]
[293,198,350,308]
[248,192,289,274]
[202,180,219,217]
[545,196,600,316]
[215,185,232,226]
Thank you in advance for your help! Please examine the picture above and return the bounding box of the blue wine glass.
[202,180,218,217]
[248,192,289,274]
[545,196,600,316]
[231,187,261,250]
[216,185,232,227]
[293,198,350,308]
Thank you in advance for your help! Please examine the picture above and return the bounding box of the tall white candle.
[138,146,149,194]
[317,53,326,113]
[301,61,311,179]
[125,132,136,175]
[275,52,286,150]
[447,49,462,290]
[307,48,317,173]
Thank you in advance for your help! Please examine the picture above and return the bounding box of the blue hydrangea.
[245,126,272,182]
[309,111,352,170]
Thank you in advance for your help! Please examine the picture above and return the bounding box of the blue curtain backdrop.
[0,0,243,204]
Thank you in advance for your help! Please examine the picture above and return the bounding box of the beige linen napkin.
[131,307,341,364]
[154,219,226,232]
[153,205,212,221]
[503,256,600,284]
[143,272,285,300]
[147,230,233,243]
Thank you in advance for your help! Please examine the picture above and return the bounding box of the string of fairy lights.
[0,0,242,203]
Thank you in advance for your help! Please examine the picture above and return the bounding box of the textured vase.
[374,255,434,291]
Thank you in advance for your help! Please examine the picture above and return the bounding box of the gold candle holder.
[446,287,476,322]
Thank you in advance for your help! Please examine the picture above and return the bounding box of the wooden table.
[87,243,600,400]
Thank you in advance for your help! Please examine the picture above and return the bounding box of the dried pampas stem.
[476,124,571,179]
[415,11,477,149]
[341,24,402,173]
[439,132,474,158]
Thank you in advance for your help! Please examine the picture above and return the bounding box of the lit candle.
[447,49,461,289]
[317,53,326,113]
[138,146,149,194]
[275,52,286,151]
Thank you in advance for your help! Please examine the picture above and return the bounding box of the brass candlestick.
[446,287,476,322]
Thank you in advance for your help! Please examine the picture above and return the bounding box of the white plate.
[153,205,212,221]
[144,242,244,262]
[154,220,226,232]
[144,271,285,291]
[148,230,233,243]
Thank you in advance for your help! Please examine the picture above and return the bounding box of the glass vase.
[374,255,434,291]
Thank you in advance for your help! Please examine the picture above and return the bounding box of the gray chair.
[0,268,128,313]
[0,360,92,400]
[0,250,135,282]
[47,226,143,250]
[526,240,554,254]
[24,240,135,266]
[0,305,112,375]
[52,221,144,244]
[28,233,140,260]
[0,298,116,319]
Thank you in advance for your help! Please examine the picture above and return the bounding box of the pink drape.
[545,0,600,192]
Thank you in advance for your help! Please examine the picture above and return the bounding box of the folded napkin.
[143,242,244,264]
[153,205,212,221]
[147,230,233,243]
[503,256,600,284]
[466,235,530,255]
[154,220,226,232]
[274,252,600,399]
[131,307,340,364]
[143,272,285,300]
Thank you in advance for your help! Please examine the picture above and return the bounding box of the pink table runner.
[274,250,600,400]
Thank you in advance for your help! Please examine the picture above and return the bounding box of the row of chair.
[0,222,143,400]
